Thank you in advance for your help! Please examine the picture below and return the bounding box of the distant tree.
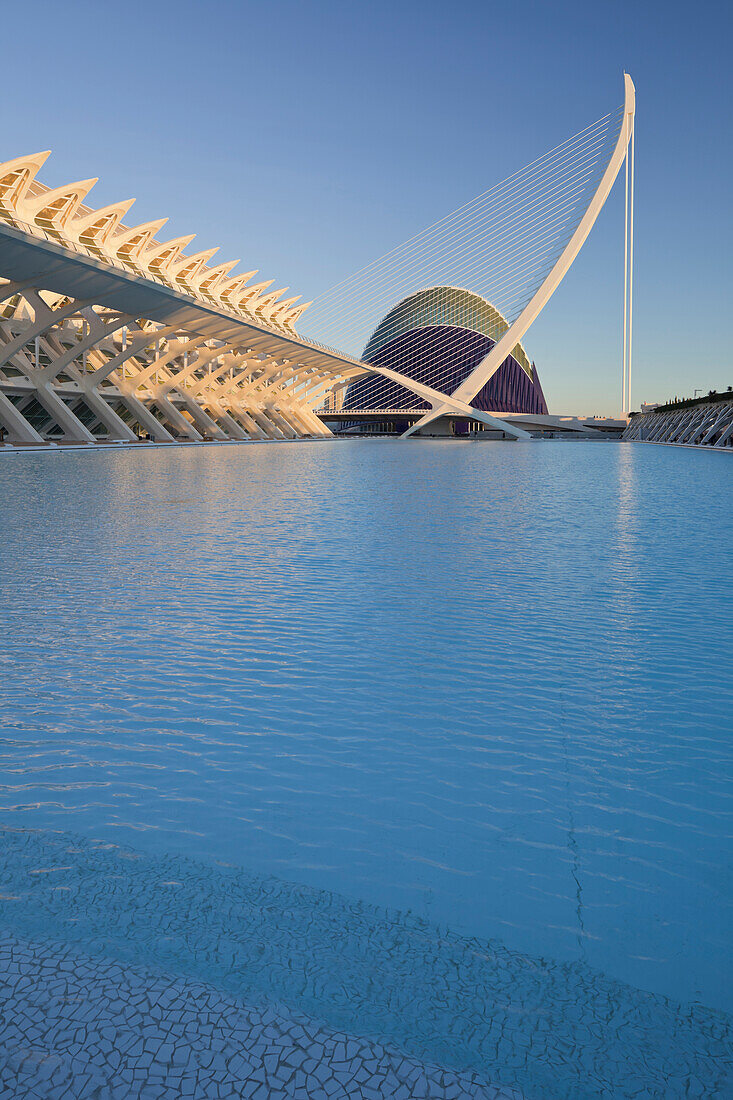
[727,385,732,392]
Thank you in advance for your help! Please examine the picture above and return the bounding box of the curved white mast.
[625,117,635,415]
[404,73,636,437]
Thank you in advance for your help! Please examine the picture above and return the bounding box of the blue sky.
[2,0,730,415]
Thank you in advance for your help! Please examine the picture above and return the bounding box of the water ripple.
[1,440,732,1090]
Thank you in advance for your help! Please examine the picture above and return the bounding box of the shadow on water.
[1,827,731,1100]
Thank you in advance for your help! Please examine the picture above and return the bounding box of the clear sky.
[2,0,730,415]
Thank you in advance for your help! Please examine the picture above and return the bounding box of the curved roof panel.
[363,286,533,378]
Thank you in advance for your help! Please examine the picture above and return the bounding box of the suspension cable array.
[302,104,625,393]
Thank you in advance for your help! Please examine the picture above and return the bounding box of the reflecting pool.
[1,439,731,1098]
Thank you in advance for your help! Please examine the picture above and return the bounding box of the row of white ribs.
[0,152,309,331]
[0,152,364,444]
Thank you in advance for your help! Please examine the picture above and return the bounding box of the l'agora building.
[0,77,636,447]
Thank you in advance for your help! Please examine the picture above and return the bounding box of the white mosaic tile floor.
[0,932,519,1100]
[1,829,731,1098]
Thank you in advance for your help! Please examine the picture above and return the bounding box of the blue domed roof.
[343,286,547,416]
[363,286,533,379]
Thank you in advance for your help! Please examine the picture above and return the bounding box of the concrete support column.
[299,405,333,436]
[79,386,138,442]
[0,388,44,443]
[282,404,315,437]
[247,406,284,439]
[265,405,299,438]
[34,383,96,442]
[115,388,176,442]
[208,405,248,440]
[228,405,267,439]
[149,394,203,441]
[714,420,733,448]
[173,390,229,440]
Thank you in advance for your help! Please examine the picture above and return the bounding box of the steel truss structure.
[0,76,635,448]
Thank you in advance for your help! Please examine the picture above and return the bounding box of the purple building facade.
[343,286,548,417]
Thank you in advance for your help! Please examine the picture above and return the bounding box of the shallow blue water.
[1,439,732,1097]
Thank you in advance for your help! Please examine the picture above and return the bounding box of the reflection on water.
[1,440,732,1096]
